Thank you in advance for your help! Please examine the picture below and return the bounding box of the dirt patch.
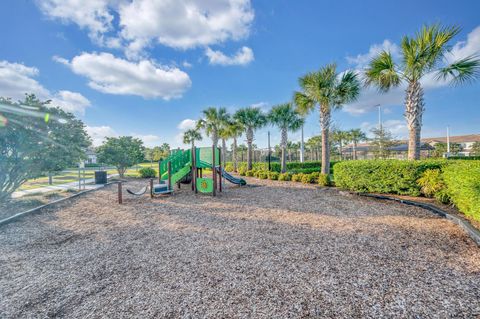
[1,177,479,318]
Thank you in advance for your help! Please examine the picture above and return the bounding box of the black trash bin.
[95,170,107,184]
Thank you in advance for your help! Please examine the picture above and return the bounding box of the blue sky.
[1,0,479,148]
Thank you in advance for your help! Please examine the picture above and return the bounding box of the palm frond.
[365,50,401,91]
[335,70,361,106]
[436,54,480,85]
[293,91,314,116]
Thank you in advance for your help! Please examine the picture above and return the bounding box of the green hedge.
[225,161,337,173]
[442,161,480,221]
[333,160,446,196]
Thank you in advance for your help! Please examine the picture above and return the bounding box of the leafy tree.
[233,107,267,170]
[0,94,90,200]
[295,64,360,174]
[96,136,145,177]
[432,142,462,157]
[268,103,304,172]
[217,113,233,164]
[183,128,202,148]
[150,143,170,161]
[197,107,229,147]
[347,129,367,160]
[365,24,480,159]
[471,141,480,156]
[370,126,398,159]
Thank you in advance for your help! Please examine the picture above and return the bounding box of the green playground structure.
[148,146,246,197]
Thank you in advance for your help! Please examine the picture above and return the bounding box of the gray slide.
[216,167,247,186]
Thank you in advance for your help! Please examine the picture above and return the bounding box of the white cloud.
[86,125,118,146]
[361,119,408,139]
[36,0,254,57]
[177,118,196,130]
[205,46,254,66]
[36,0,115,46]
[132,133,162,147]
[449,26,480,62]
[0,60,91,114]
[51,90,92,115]
[57,52,191,99]
[119,0,254,53]
[182,61,193,68]
[347,40,399,68]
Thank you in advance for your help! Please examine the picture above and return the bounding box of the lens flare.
[0,114,7,127]
[44,113,50,123]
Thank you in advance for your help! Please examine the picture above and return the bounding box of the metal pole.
[300,124,304,163]
[158,160,162,184]
[167,161,172,191]
[447,126,451,156]
[150,178,154,198]
[218,145,222,192]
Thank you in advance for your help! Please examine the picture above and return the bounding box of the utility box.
[95,171,107,184]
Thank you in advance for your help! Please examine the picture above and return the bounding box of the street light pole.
[268,131,271,171]
[300,124,304,163]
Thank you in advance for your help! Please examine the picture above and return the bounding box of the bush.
[318,174,331,186]
[333,160,445,196]
[417,169,444,198]
[301,173,317,184]
[232,161,338,173]
[257,171,269,179]
[268,171,279,180]
[224,163,234,172]
[288,167,321,175]
[278,172,292,181]
[238,167,247,176]
[245,170,255,177]
[292,173,304,182]
[139,167,156,178]
[442,161,480,221]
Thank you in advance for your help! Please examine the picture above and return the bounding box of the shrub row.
[333,160,446,196]
[225,161,338,174]
[240,168,331,187]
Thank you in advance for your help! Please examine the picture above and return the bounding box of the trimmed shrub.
[417,169,444,198]
[245,170,255,177]
[139,167,156,178]
[278,172,292,181]
[333,160,445,196]
[288,167,321,175]
[301,173,317,184]
[318,174,331,186]
[442,161,480,221]
[268,171,279,180]
[291,173,304,182]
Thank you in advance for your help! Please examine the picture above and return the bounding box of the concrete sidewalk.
[12,174,118,198]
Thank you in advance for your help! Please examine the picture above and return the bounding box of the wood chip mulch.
[1,177,479,318]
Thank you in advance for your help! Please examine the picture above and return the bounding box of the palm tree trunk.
[212,130,218,148]
[320,107,331,174]
[233,137,238,172]
[405,81,425,160]
[246,127,253,170]
[353,141,357,160]
[222,138,227,165]
[280,128,287,173]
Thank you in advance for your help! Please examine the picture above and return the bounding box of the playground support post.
[168,161,172,191]
[118,182,123,204]
[212,145,216,196]
[150,178,154,198]
[218,146,222,192]
[192,146,196,192]
[158,160,162,184]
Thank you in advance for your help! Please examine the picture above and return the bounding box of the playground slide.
[217,167,247,186]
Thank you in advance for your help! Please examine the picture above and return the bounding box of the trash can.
[95,170,107,184]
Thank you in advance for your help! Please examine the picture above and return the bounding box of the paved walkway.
[12,174,118,198]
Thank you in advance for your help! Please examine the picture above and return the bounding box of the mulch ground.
[1,177,479,318]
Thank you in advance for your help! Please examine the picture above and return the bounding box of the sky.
[0,0,479,149]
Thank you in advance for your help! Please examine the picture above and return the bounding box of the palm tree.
[331,129,349,160]
[197,107,229,147]
[183,128,202,148]
[347,129,367,160]
[233,107,267,170]
[365,24,480,160]
[218,115,232,164]
[294,64,360,174]
[225,120,244,172]
[306,135,322,161]
[268,103,304,173]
